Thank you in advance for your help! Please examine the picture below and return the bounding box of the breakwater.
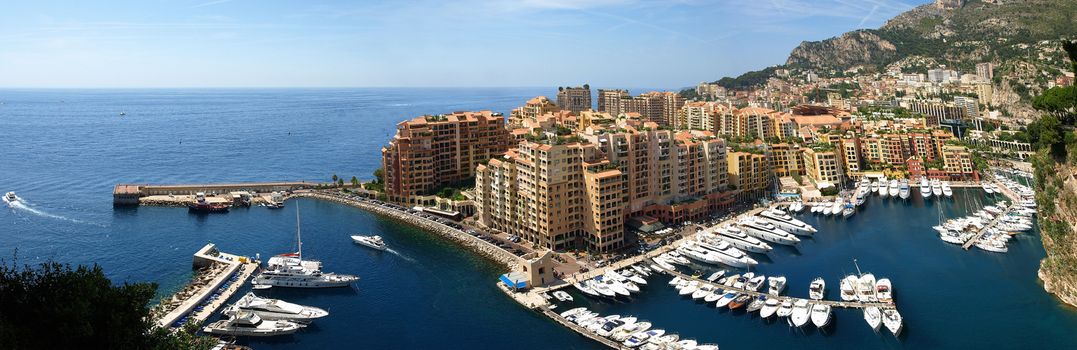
[296,192,520,270]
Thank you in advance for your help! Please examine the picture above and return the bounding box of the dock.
[152,243,259,329]
[661,266,893,309]
[113,181,321,206]
[961,178,1024,250]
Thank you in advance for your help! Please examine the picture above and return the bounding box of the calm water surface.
[1,89,1075,349]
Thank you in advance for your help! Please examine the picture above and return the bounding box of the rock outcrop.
[785,30,897,70]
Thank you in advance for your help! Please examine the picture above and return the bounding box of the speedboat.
[586,315,620,333]
[888,179,900,198]
[758,209,817,235]
[202,310,304,337]
[560,307,587,319]
[876,278,893,303]
[776,299,794,318]
[858,274,877,302]
[920,177,932,199]
[678,280,699,296]
[598,316,635,337]
[623,329,664,348]
[942,181,953,197]
[883,308,903,336]
[224,292,328,322]
[553,291,574,302]
[811,303,832,328]
[4,192,16,203]
[768,276,786,295]
[738,218,800,245]
[808,277,825,300]
[728,294,751,310]
[747,295,767,313]
[790,300,812,327]
[715,292,737,308]
[612,321,652,342]
[759,297,780,318]
[692,284,716,300]
[574,282,598,297]
[351,235,387,251]
[746,275,766,292]
[706,270,726,282]
[840,275,858,301]
[715,227,773,253]
[864,306,882,332]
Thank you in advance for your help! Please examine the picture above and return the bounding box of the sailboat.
[251,205,359,289]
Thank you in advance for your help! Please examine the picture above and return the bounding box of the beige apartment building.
[802,147,845,184]
[727,150,773,201]
[509,96,559,128]
[556,85,592,114]
[381,111,512,204]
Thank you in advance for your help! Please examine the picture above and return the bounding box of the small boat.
[840,275,858,301]
[864,306,882,332]
[586,314,619,333]
[202,311,304,337]
[759,297,780,318]
[560,307,587,319]
[265,201,285,209]
[768,276,787,295]
[883,308,903,336]
[790,300,812,327]
[612,321,652,342]
[706,270,726,282]
[553,291,574,302]
[597,316,635,337]
[692,284,717,300]
[982,182,994,194]
[728,294,751,310]
[858,273,877,302]
[810,303,832,328]
[876,278,893,303]
[3,192,16,203]
[747,295,767,313]
[715,292,737,308]
[574,282,598,297]
[674,340,698,350]
[776,299,794,318]
[696,344,719,350]
[808,277,825,300]
[623,329,664,348]
[351,235,387,250]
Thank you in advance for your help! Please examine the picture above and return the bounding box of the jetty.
[152,243,259,329]
[661,266,892,309]
[113,182,320,206]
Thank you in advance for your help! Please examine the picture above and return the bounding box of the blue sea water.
[1,89,1076,349]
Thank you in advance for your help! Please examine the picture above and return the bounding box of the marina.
[152,244,260,329]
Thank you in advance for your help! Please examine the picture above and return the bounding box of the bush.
[820,186,840,196]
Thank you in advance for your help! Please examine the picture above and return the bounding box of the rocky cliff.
[785,30,897,70]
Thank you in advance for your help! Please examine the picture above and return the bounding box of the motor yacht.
[612,321,652,342]
[871,180,880,194]
[623,329,664,348]
[574,282,598,297]
[829,200,843,216]
[692,284,716,300]
[942,181,953,197]
[758,209,817,235]
[728,294,751,310]
[888,179,900,198]
[644,334,679,350]
[811,304,832,328]
[705,270,726,282]
[776,299,794,317]
[747,295,767,313]
[598,316,634,337]
[4,192,16,203]
[768,276,787,295]
[586,314,619,333]
[920,177,932,199]
[898,180,910,200]
[711,227,773,254]
[932,179,943,197]
[253,207,359,289]
[678,280,699,296]
[883,308,903,336]
[685,240,757,267]
[864,306,882,332]
[746,275,766,292]
[202,311,304,337]
[560,307,587,319]
[808,277,826,300]
[876,278,893,303]
[224,292,328,322]
[586,279,616,297]
[350,235,387,251]
[715,292,737,308]
[674,340,698,350]
[858,274,877,302]
[759,297,780,318]
[738,218,800,245]
[790,300,812,327]
[840,275,858,301]
[982,182,994,194]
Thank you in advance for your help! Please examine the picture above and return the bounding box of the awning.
[500,272,528,290]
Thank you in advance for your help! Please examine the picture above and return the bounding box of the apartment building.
[381,111,512,203]
[556,85,592,113]
[802,146,845,184]
[941,145,977,179]
[509,96,560,128]
[727,150,773,201]
[597,89,630,115]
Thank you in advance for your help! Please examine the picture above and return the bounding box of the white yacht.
[920,177,932,199]
[759,297,780,318]
[612,321,652,342]
[553,291,573,302]
[203,311,304,337]
[574,282,598,297]
[942,181,953,197]
[982,182,994,194]
[829,200,843,216]
[623,329,664,348]
[932,179,943,197]
[767,276,786,295]
[776,299,794,318]
[887,179,900,198]
[876,278,893,303]
[898,180,910,200]
[808,277,826,300]
[840,275,858,301]
[252,207,359,289]
[712,227,772,253]
[883,308,903,336]
[692,240,758,267]
[758,209,817,235]
[351,235,387,250]
[858,274,877,302]
[738,218,800,245]
[224,292,328,322]
[715,292,737,308]
[864,306,882,332]
[790,299,812,327]
[810,303,832,328]
[3,191,16,203]
[871,180,880,194]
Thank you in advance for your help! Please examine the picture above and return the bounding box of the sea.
[1,88,1076,349]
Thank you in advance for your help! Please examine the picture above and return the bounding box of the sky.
[0,0,931,89]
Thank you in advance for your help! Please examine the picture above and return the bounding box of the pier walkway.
[661,266,893,309]
[154,244,259,329]
[961,178,1024,250]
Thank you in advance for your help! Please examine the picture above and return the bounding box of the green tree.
[0,258,215,349]
[337,178,345,187]
[350,176,359,187]
[373,168,385,184]
[331,174,339,183]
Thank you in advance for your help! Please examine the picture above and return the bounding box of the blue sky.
[0,0,929,88]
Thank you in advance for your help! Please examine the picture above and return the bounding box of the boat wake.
[5,196,105,227]
[384,248,416,262]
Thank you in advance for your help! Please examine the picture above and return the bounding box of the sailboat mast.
[853,258,863,276]
[296,204,303,259]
